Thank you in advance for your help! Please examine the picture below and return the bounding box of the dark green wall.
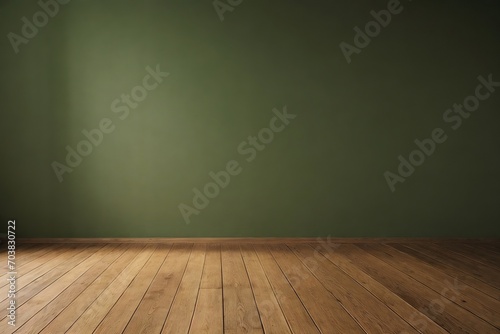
[1,0,499,237]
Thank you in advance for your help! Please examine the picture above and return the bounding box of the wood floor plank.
[0,244,54,273]
[38,244,146,334]
[221,244,255,289]
[15,244,127,334]
[10,245,99,305]
[312,243,448,334]
[1,243,36,254]
[461,243,500,260]
[357,243,500,329]
[392,243,500,300]
[336,244,497,334]
[407,243,500,290]
[268,244,364,334]
[161,244,206,334]
[189,243,223,333]
[66,244,157,333]
[473,243,500,255]
[0,244,98,317]
[200,243,221,289]
[240,244,291,334]
[221,244,263,334]
[254,244,320,334]
[0,244,117,330]
[189,288,223,334]
[1,243,37,258]
[94,244,172,334]
[123,243,193,334]
[0,244,69,290]
[2,241,498,334]
[289,243,419,334]
[439,243,500,270]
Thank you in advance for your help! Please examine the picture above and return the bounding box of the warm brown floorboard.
[122,243,193,334]
[391,243,500,301]
[0,243,38,271]
[475,243,500,255]
[407,243,500,291]
[161,244,206,334]
[268,244,364,333]
[2,244,121,331]
[94,244,172,334]
[438,243,500,270]
[221,244,263,334]
[289,243,420,333]
[189,244,223,333]
[18,244,127,334]
[254,244,320,334]
[312,243,448,334]
[240,245,291,334]
[0,244,68,290]
[337,244,498,334]
[1,242,499,334]
[356,244,500,328]
[38,244,146,334]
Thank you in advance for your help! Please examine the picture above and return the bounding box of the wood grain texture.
[3,241,498,334]
[391,243,500,300]
[254,244,320,334]
[363,243,500,328]
[17,244,127,334]
[289,243,419,334]
[38,244,145,334]
[268,244,364,333]
[312,243,448,334]
[123,243,193,334]
[161,244,206,334]
[94,244,172,334]
[221,244,263,334]
[189,288,223,333]
[240,244,291,334]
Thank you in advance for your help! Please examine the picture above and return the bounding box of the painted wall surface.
[1,0,499,237]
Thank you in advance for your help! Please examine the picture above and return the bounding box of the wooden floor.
[1,241,499,333]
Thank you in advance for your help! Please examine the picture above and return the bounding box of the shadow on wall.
[47,13,75,236]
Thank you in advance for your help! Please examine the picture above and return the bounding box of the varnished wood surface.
[1,241,499,333]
